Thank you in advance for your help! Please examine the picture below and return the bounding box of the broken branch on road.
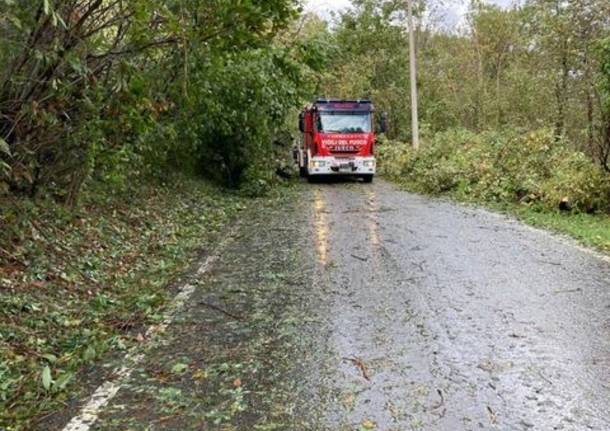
[343,357,370,381]
[199,301,243,321]
[350,253,369,262]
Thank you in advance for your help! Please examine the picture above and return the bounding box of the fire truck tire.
[361,175,374,183]
[299,166,308,178]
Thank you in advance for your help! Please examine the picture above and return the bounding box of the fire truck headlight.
[363,160,376,168]
[312,161,326,168]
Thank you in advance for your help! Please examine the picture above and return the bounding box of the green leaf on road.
[41,354,57,363]
[360,420,377,430]
[41,366,52,391]
[171,362,189,374]
[83,346,96,362]
[0,138,10,156]
[55,372,74,391]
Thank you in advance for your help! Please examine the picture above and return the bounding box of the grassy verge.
[0,175,250,429]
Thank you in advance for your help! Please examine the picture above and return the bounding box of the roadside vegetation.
[0,1,327,197]
[1,176,249,426]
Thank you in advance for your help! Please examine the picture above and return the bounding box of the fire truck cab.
[296,99,384,183]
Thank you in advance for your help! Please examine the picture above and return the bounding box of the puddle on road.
[366,189,381,250]
[314,189,330,266]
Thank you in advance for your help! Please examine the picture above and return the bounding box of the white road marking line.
[62,227,239,431]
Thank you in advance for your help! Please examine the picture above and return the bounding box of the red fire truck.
[295,99,386,183]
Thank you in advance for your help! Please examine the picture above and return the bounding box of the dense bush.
[0,1,316,201]
[187,47,318,191]
[378,129,610,213]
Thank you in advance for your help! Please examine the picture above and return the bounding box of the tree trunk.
[554,39,569,141]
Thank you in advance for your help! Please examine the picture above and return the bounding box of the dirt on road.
[41,179,610,431]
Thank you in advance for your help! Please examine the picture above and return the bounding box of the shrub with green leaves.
[379,128,610,213]
[187,46,318,191]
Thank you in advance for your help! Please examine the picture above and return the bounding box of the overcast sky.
[304,0,518,28]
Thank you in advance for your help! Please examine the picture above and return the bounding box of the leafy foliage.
[0,2,328,427]
[323,0,610,221]
[0,175,247,427]
[187,45,323,190]
[0,0,316,199]
[378,129,610,213]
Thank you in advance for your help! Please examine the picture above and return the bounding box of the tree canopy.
[0,0,327,200]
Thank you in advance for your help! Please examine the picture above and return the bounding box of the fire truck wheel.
[361,175,374,183]
[299,166,308,178]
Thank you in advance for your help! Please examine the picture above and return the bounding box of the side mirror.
[298,113,305,133]
[379,112,388,134]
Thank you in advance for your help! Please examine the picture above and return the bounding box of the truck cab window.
[318,113,372,134]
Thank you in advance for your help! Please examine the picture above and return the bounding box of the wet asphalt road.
[308,180,610,430]
[45,179,610,431]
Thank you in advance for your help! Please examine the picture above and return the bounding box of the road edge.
[59,222,242,431]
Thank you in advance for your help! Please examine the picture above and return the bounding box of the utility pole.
[407,0,420,150]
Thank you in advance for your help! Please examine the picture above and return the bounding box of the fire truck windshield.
[317,113,372,134]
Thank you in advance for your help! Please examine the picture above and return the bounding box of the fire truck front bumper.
[308,156,376,176]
